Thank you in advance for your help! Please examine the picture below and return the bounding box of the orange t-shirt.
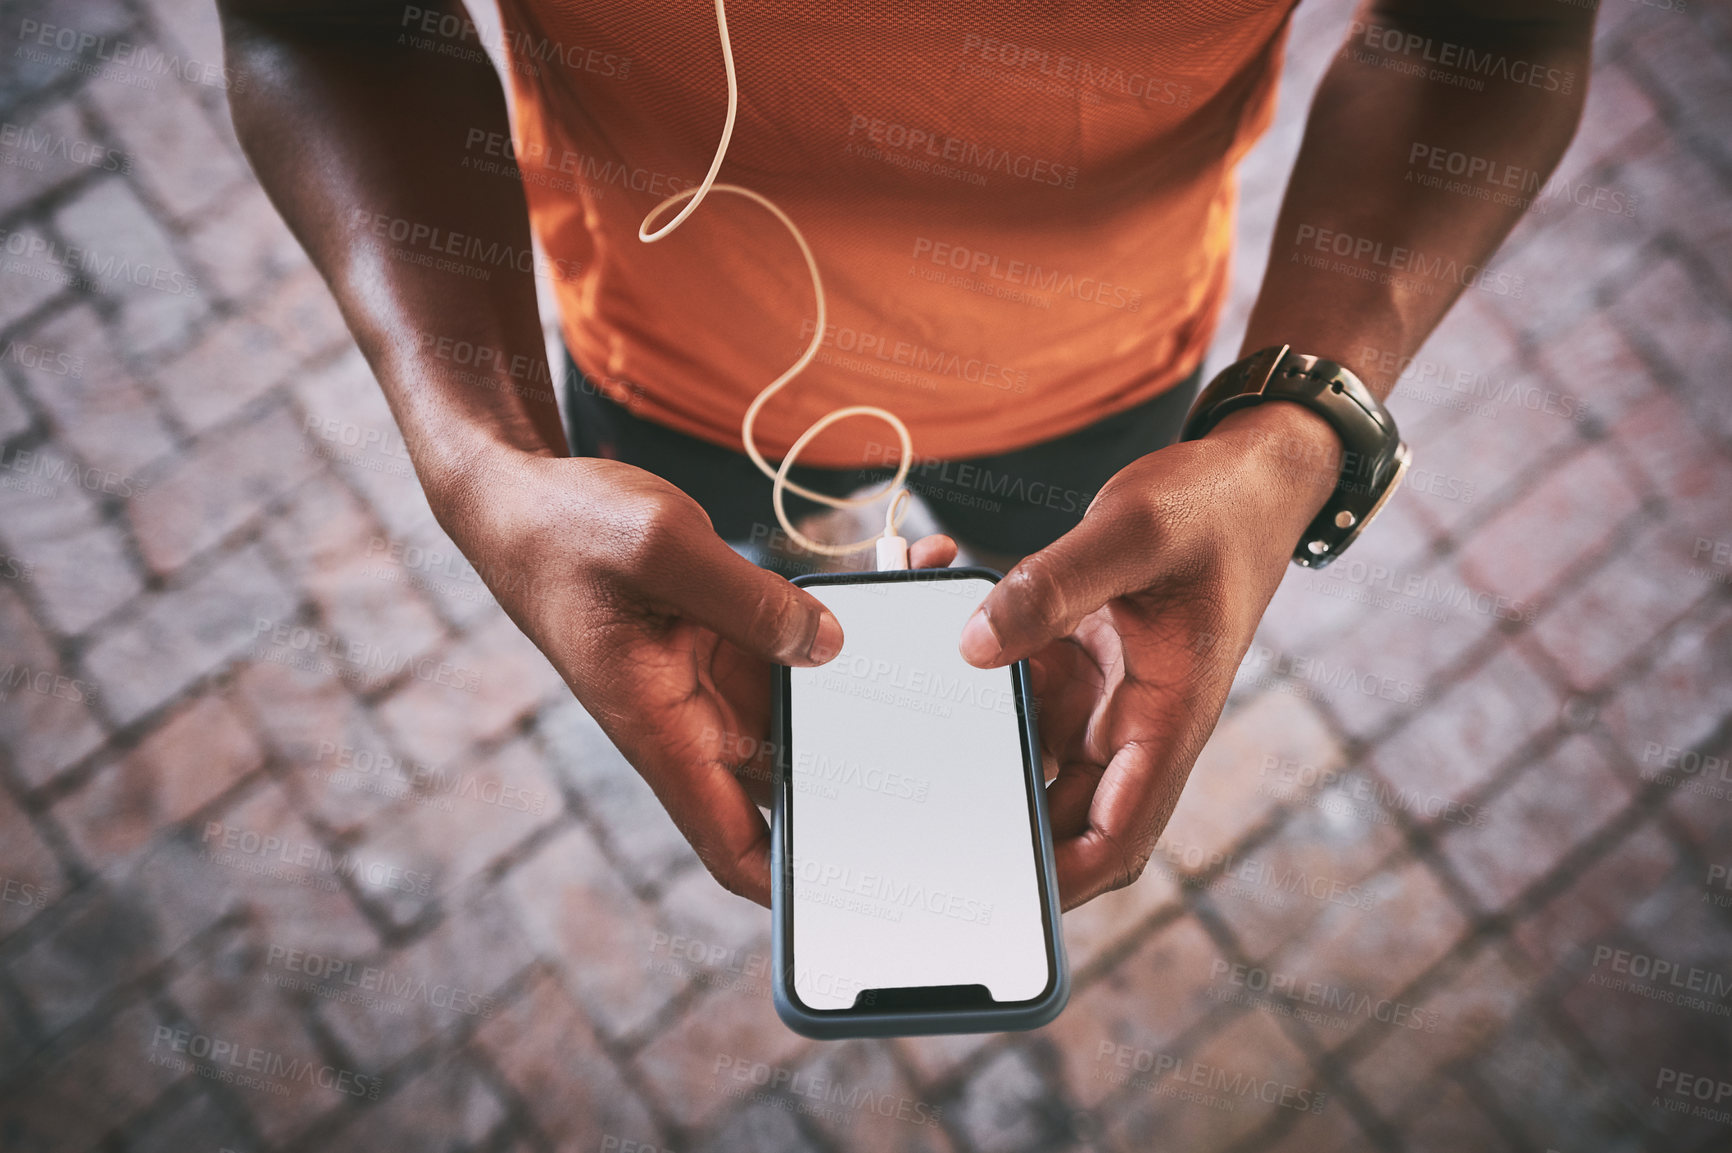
[493,1,1295,468]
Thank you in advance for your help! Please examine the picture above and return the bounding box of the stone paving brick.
[1346,942,1533,1125]
[1365,644,1560,819]
[1661,723,1732,859]
[347,736,558,931]
[1104,1009,1317,1153]
[0,583,106,788]
[1530,523,1709,694]
[1619,131,1732,299]
[292,346,436,538]
[1611,257,1732,443]
[53,687,263,871]
[1554,60,1660,180]
[8,300,177,476]
[256,264,353,364]
[1156,692,1341,891]
[165,920,380,1146]
[1438,734,1633,913]
[260,470,450,682]
[1268,858,1469,1011]
[166,775,373,936]
[889,1030,995,1093]
[1457,444,1645,608]
[139,0,228,79]
[0,782,64,940]
[1386,291,1520,437]
[229,656,405,835]
[1535,307,1662,432]
[1253,1095,1380,1153]
[691,1103,809,1153]
[654,862,767,962]
[1205,798,1404,967]
[127,396,321,575]
[1555,924,1732,1134]
[472,966,668,1153]
[1468,1005,1646,1153]
[182,181,309,306]
[1510,817,1682,970]
[78,540,297,725]
[0,998,182,1153]
[52,177,208,359]
[117,1086,252,1153]
[536,694,697,891]
[1595,600,1732,779]
[1609,386,1732,546]
[632,977,812,1132]
[1041,915,1223,1111]
[502,822,686,1043]
[0,222,72,331]
[793,1039,958,1153]
[314,894,537,1071]
[1623,2,1732,169]
[0,0,135,109]
[0,371,30,440]
[1495,202,1651,345]
[1400,1081,1521,1153]
[1286,572,1496,742]
[945,1045,1060,1153]
[1059,853,1180,976]
[321,1050,509,1153]
[149,309,303,436]
[374,611,564,767]
[0,439,144,636]
[81,63,246,226]
[0,99,112,218]
[4,877,164,1039]
[367,512,503,629]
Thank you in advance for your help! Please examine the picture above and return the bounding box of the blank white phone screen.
[788,577,1051,1011]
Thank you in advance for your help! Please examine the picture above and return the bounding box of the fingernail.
[959,609,1001,666]
[808,613,843,663]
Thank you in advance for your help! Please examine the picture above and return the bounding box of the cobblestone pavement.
[2,0,1731,1150]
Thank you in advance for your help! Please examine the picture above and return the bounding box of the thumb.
[670,534,843,666]
[959,500,1159,667]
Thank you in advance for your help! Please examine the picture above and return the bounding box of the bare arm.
[958,0,1597,907]
[216,0,564,518]
[1244,0,1595,401]
[216,0,884,906]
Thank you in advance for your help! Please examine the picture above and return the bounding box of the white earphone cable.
[636,0,911,559]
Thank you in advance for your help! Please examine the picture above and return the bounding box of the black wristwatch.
[1180,345,1411,569]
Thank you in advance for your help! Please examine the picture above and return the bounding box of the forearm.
[218,0,566,520]
[1243,0,1593,398]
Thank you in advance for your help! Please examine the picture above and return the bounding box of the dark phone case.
[770,567,1070,1039]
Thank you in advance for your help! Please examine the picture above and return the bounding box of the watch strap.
[1181,346,1411,568]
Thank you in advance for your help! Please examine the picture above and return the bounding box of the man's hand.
[444,451,955,906]
[957,403,1339,909]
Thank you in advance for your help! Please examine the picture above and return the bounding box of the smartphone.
[770,567,1068,1038]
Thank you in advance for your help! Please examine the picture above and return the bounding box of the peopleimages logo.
[712,1054,944,1128]
[1343,20,1575,94]
[0,227,199,297]
[1292,223,1525,298]
[1094,1041,1327,1114]
[15,19,245,92]
[148,1025,381,1099]
[845,113,1078,189]
[0,121,129,173]
[909,236,1143,312]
